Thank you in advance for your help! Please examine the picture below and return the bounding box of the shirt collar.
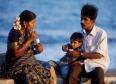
[82,25,96,36]
[89,25,96,36]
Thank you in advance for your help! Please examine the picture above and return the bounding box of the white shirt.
[82,25,110,72]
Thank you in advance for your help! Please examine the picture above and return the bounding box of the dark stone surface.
[0,53,116,84]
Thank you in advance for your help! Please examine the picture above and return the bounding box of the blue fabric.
[60,64,69,79]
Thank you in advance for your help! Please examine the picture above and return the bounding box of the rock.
[0,53,116,84]
[0,79,14,84]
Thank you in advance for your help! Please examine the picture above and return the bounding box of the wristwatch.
[80,52,84,57]
[68,49,73,52]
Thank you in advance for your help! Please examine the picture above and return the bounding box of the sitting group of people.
[1,4,110,84]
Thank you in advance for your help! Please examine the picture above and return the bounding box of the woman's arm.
[12,31,37,58]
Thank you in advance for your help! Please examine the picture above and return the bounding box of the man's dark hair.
[70,32,83,42]
[81,4,98,21]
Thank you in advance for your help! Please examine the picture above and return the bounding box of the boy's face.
[70,39,82,49]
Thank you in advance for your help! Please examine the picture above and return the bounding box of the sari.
[4,28,51,84]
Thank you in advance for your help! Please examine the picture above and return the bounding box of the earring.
[23,21,26,28]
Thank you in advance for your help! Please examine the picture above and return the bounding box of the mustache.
[80,23,85,27]
[80,22,84,25]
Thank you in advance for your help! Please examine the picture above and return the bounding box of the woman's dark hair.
[81,4,98,21]
[70,32,83,42]
[19,10,36,27]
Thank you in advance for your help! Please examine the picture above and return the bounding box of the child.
[60,32,84,78]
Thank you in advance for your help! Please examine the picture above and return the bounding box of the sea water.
[0,0,116,69]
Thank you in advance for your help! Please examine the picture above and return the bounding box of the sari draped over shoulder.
[4,28,51,84]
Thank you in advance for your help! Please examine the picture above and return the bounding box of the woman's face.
[25,19,36,31]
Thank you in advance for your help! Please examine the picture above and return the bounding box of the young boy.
[60,32,84,78]
[61,32,84,63]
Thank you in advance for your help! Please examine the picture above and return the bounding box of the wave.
[0,35,7,43]
[0,34,116,44]
[108,38,116,43]
[0,34,68,44]
[39,34,68,44]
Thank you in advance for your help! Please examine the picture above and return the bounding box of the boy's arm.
[68,50,81,58]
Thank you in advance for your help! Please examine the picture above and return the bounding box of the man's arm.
[81,52,104,59]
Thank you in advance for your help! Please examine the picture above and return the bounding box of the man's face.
[70,39,82,49]
[81,16,93,30]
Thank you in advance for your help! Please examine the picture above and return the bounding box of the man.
[67,4,110,84]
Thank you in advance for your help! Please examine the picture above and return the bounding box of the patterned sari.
[4,28,51,84]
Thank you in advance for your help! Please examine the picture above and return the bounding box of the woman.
[4,10,56,84]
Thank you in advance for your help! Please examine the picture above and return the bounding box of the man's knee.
[94,67,104,78]
[91,67,104,84]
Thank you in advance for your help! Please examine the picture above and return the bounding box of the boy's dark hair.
[70,32,83,42]
[81,4,98,21]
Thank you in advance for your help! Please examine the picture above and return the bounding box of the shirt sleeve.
[7,29,20,43]
[95,31,108,57]
[7,29,20,49]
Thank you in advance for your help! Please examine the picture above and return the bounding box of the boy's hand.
[62,44,69,52]
[69,50,81,58]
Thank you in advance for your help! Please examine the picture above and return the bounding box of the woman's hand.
[36,43,43,53]
[30,31,38,41]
